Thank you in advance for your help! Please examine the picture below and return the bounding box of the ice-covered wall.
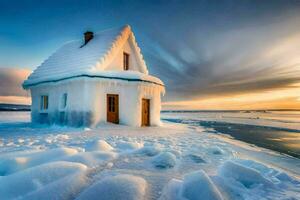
[30,78,164,127]
[31,79,93,126]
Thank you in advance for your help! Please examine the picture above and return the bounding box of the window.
[108,96,115,112]
[61,93,67,109]
[40,95,48,110]
[123,52,129,70]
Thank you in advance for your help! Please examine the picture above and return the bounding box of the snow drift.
[0,112,300,199]
[160,170,223,200]
[0,161,88,200]
[76,174,147,200]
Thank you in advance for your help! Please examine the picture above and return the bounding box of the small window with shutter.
[123,52,129,70]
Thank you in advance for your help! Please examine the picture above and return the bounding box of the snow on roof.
[25,70,164,88]
[23,25,160,88]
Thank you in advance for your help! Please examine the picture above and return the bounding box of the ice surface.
[0,111,299,199]
[76,174,147,200]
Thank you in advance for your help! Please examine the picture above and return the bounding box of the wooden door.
[107,94,119,124]
[141,99,150,126]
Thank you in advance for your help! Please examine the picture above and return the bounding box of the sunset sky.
[0,0,300,110]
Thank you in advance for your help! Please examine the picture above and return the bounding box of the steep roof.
[23,25,160,88]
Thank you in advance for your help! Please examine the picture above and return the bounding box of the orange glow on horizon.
[0,96,31,105]
[163,82,300,110]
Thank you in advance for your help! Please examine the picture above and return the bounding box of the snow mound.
[135,145,161,156]
[219,160,273,188]
[160,170,223,200]
[275,171,300,184]
[152,152,176,169]
[0,161,87,200]
[116,141,143,151]
[187,154,206,163]
[159,179,182,200]
[62,151,117,167]
[215,159,300,199]
[22,172,87,200]
[0,147,78,175]
[76,174,147,200]
[181,170,223,200]
[208,146,224,155]
[85,140,114,152]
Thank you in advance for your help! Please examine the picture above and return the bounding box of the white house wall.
[84,79,163,126]
[105,36,143,73]
[30,78,163,127]
[90,80,140,126]
[138,84,162,126]
[30,79,90,126]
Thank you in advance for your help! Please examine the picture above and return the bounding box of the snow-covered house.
[23,25,165,127]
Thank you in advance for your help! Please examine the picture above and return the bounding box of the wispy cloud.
[146,14,300,108]
[0,0,299,109]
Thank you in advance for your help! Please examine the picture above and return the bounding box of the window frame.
[40,95,49,112]
[59,93,68,111]
[108,96,115,112]
[123,52,129,71]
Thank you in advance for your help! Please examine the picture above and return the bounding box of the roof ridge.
[94,24,130,35]
[92,25,131,71]
[91,25,148,74]
[130,31,148,74]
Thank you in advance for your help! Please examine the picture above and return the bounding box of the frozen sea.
[162,110,300,158]
[0,111,299,200]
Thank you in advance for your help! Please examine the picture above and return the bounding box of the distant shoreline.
[162,109,300,113]
[0,104,30,111]
[1,103,299,112]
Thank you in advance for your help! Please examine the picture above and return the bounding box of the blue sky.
[1,0,298,68]
[1,0,300,109]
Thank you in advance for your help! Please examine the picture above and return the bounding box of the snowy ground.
[0,111,300,200]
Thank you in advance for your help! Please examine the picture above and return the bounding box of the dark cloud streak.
[142,5,300,101]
